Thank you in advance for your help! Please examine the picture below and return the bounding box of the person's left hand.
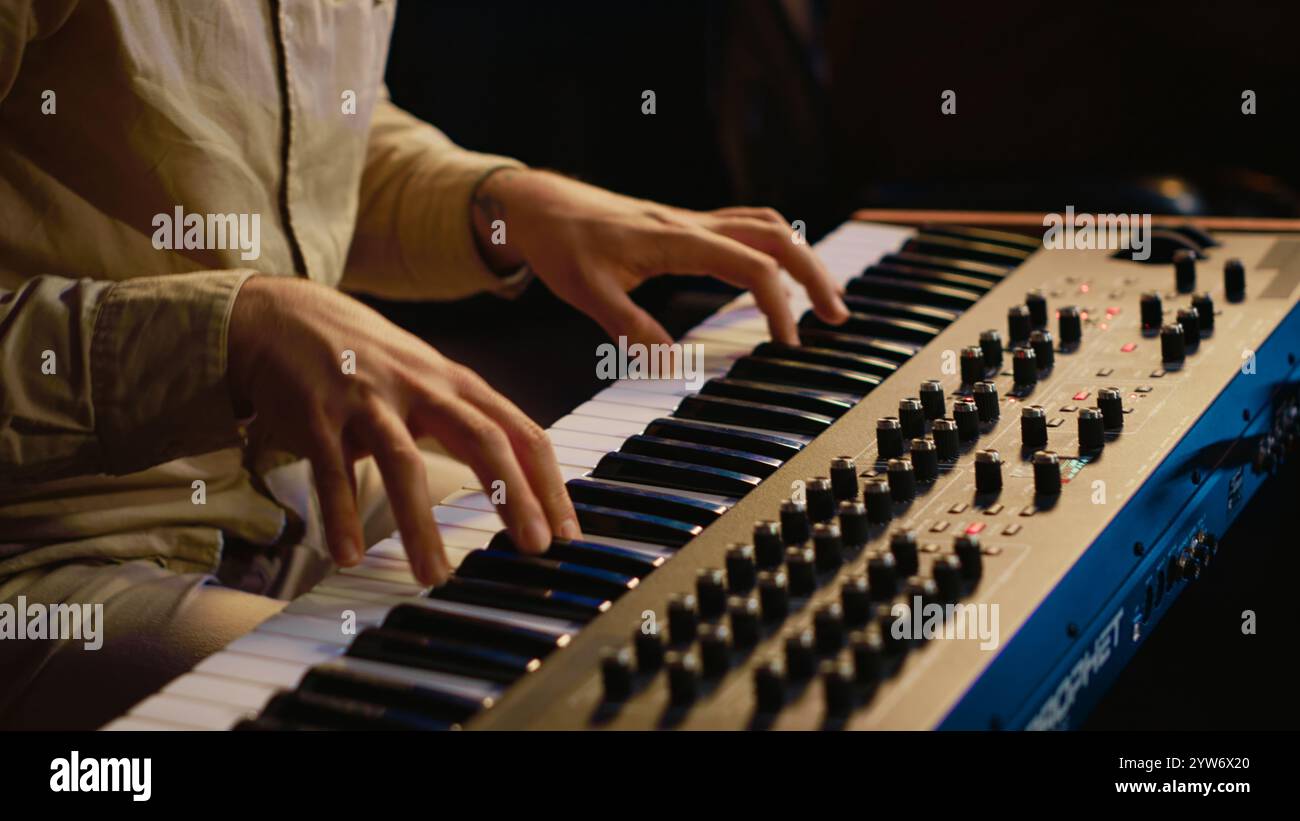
[472,169,849,346]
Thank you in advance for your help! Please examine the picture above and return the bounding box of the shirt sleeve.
[0,271,255,484]
[340,94,532,301]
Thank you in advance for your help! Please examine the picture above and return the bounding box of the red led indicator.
[964,522,986,535]
[1121,342,1137,353]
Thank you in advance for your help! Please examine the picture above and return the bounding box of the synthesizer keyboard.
[105,219,1300,731]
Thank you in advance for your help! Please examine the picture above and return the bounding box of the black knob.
[753,521,785,568]
[829,456,859,502]
[954,399,979,441]
[785,629,817,679]
[932,418,960,460]
[919,379,946,419]
[1012,346,1038,388]
[1078,407,1105,452]
[822,659,856,716]
[876,416,904,459]
[850,629,885,685]
[863,478,893,525]
[889,529,920,576]
[974,448,1003,493]
[1160,322,1186,365]
[1058,305,1082,347]
[1174,249,1196,294]
[867,553,900,598]
[726,544,757,593]
[1026,289,1049,329]
[635,629,665,672]
[1176,307,1200,352]
[696,568,728,619]
[758,570,790,621]
[931,554,965,602]
[841,576,872,627]
[753,659,787,713]
[1224,258,1245,302]
[812,522,844,572]
[814,602,847,654]
[806,476,836,522]
[1033,450,1062,496]
[1140,291,1163,334]
[697,623,732,678]
[1021,404,1048,449]
[1192,293,1215,334]
[780,499,810,544]
[1097,386,1124,430]
[980,329,1004,371]
[909,437,939,482]
[785,546,817,596]
[728,595,761,647]
[897,398,925,439]
[886,458,916,502]
[666,651,700,706]
[601,646,635,701]
[953,533,983,581]
[1030,329,1055,371]
[838,500,869,548]
[668,593,699,645]
[960,345,986,385]
[973,380,999,421]
[1008,304,1032,346]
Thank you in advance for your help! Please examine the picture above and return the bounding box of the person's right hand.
[226,275,579,585]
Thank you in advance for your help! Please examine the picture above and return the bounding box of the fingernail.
[558,519,582,540]
[523,519,552,553]
[339,538,361,565]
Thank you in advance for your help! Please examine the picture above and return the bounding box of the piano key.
[573,502,703,547]
[566,477,728,525]
[381,604,571,658]
[490,531,665,577]
[882,251,1010,281]
[457,549,641,598]
[347,627,540,684]
[902,233,1032,267]
[864,261,993,292]
[675,393,835,436]
[284,592,396,625]
[338,555,422,586]
[727,357,879,396]
[594,387,683,412]
[256,613,352,646]
[428,576,611,622]
[846,274,981,310]
[697,377,855,420]
[583,477,739,507]
[297,665,492,723]
[795,328,919,362]
[751,342,899,378]
[195,651,312,690]
[163,672,280,712]
[226,631,344,667]
[919,223,1042,252]
[800,310,942,345]
[553,445,603,469]
[551,413,646,438]
[461,463,595,490]
[319,655,503,702]
[643,416,805,461]
[572,401,664,424]
[260,690,454,731]
[560,532,676,560]
[841,294,960,325]
[620,432,784,477]
[591,451,762,498]
[547,428,628,453]
[315,572,426,600]
[131,693,254,730]
[103,716,189,731]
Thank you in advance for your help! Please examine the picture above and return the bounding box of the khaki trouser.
[0,450,473,730]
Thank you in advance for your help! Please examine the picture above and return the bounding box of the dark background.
[377,0,1300,729]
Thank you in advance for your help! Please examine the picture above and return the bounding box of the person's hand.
[472,169,850,346]
[226,276,580,585]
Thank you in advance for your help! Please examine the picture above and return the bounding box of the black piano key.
[234,715,333,731]
[574,503,702,547]
[795,329,919,363]
[751,342,899,378]
[621,433,784,478]
[643,417,805,462]
[846,274,981,310]
[728,356,880,395]
[698,378,855,419]
[675,393,835,436]
[918,223,1043,252]
[880,252,1009,282]
[591,452,762,498]
[841,294,960,326]
[902,233,1032,267]
[864,262,993,293]
[566,477,728,526]
[428,576,610,622]
[260,690,451,731]
[347,627,538,684]
[381,603,569,658]
[490,531,665,577]
[457,549,641,598]
[800,310,941,345]
[298,665,491,723]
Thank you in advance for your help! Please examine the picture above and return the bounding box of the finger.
[708,205,789,224]
[706,215,849,325]
[451,367,582,542]
[353,403,448,585]
[309,425,365,568]
[412,395,554,555]
[564,278,674,347]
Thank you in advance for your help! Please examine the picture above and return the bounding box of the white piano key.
[256,613,352,646]
[195,651,311,690]
[102,716,189,731]
[225,631,344,667]
[463,463,588,490]
[440,489,499,512]
[551,413,645,438]
[572,401,663,424]
[600,376,710,398]
[284,592,396,625]
[314,572,425,599]
[552,445,602,469]
[433,505,504,532]
[338,556,421,586]
[131,693,254,731]
[164,672,280,712]
[547,428,627,452]
[594,387,682,411]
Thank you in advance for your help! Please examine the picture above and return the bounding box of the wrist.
[227,276,271,416]
[471,166,531,274]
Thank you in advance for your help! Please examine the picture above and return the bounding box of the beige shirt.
[0,0,526,576]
